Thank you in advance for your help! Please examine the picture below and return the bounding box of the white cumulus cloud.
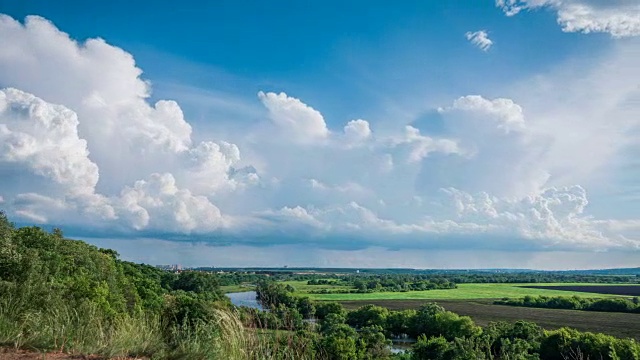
[117,173,225,233]
[0,15,252,233]
[392,126,462,163]
[414,95,551,198]
[0,88,99,196]
[343,119,372,143]
[260,185,638,251]
[465,30,494,51]
[496,0,640,37]
[258,91,329,143]
[440,185,638,249]
[439,95,526,133]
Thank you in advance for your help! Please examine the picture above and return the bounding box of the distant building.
[156,264,182,271]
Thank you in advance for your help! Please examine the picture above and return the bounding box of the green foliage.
[320,333,358,360]
[162,293,218,330]
[297,296,316,318]
[540,327,640,360]
[256,281,318,326]
[412,336,453,360]
[272,304,305,330]
[309,275,457,294]
[483,321,543,357]
[319,322,392,360]
[268,330,320,360]
[172,270,225,301]
[346,304,389,329]
[357,325,392,360]
[496,295,640,314]
[0,215,241,358]
[256,281,299,309]
[319,313,348,335]
[315,301,347,320]
[406,303,481,340]
[386,310,417,338]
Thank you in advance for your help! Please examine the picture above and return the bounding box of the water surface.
[227,291,263,310]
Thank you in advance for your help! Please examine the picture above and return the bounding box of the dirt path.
[0,348,144,360]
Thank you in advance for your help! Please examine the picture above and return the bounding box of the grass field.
[288,282,637,301]
[339,299,640,340]
[221,284,256,293]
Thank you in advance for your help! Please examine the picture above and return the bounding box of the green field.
[285,282,636,301]
[221,284,256,293]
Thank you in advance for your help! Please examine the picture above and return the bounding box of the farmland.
[338,299,640,340]
[287,282,637,301]
[523,284,640,296]
[282,280,640,340]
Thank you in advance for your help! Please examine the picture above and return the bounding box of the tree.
[358,325,392,360]
[320,334,358,360]
[433,311,481,340]
[538,327,640,360]
[354,279,367,292]
[386,310,416,337]
[319,313,347,335]
[273,304,304,330]
[412,336,453,360]
[407,303,445,338]
[99,248,120,259]
[297,296,316,318]
[346,304,389,329]
[173,271,223,300]
[256,281,297,308]
[0,210,13,239]
[315,301,346,320]
[498,338,540,360]
[0,212,19,282]
[484,321,543,357]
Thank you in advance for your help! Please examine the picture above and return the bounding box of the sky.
[0,0,639,269]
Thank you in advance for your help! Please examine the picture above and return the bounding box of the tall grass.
[0,289,319,359]
[0,293,163,357]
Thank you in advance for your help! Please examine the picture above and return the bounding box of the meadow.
[285,281,638,301]
[221,284,257,293]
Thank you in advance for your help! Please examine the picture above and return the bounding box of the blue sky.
[0,0,639,269]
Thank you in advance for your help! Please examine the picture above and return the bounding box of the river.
[226,291,264,310]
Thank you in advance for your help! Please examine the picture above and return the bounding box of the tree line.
[308,276,457,294]
[495,295,640,314]
[206,269,640,290]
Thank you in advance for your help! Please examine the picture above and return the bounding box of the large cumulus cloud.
[0,13,638,255]
[258,91,330,144]
[0,15,249,231]
[0,88,99,195]
[409,95,550,198]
